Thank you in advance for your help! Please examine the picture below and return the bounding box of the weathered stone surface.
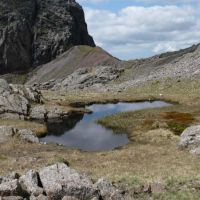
[30,105,69,121]
[0,172,20,185]
[19,170,43,196]
[0,126,15,143]
[50,66,123,91]
[10,84,43,103]
[29,194,48,200]
[179,125,200,151]
[62,196,79,200]
[17,129,39,143]
[0,79,30,119]
[39,163,99,199]
[0,125,39,144]
[0,179,23,196]
[94,178,124,200]
[1,196,23,200]
[0,0,95,73]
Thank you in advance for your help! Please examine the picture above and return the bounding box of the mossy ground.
[1,77,200,198]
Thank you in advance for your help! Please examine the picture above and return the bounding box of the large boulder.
[0,0,95,73]
[0,126,39,144]
[39,163,99,199]
[0,126,15,143]
[0,179,23,197]
[10,84,43,103]
[30,105,70,122]
[0,79,29,119]
[19,170,43,196]
[179,125,200,154]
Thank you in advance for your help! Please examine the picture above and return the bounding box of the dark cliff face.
[0,0,95,73]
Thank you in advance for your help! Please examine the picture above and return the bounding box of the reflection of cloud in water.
[43,121,128,151]
[41,101,171,151]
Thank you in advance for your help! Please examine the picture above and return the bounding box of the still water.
[41,101,171,151]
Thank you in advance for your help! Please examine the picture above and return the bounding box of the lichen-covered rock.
[179,125,200,149]
[39,163,99,199]
[0,179,23,196]
[29,194,48,200]
[0,125,39,144]
[0,0,95,73]
[1,196,24,200]
[0,126,16,143]
[19,170,43,196]
[10,84,43,103]
[17,129,39,143]
[0,79,30,119]
[30,105,70,121]
[94,178,125,200]
[52,66,123,90]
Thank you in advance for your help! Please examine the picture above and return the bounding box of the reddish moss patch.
[162,112,194,135]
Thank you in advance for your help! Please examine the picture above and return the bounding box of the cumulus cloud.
[83,3,200,60]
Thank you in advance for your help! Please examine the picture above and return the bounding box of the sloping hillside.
[118,43,200,85]
[27,45,120,84]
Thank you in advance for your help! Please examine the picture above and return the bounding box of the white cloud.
[83,4,200,59]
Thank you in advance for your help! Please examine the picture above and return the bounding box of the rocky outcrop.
[0,126,39,143]
[0,163,128,200]
[30,105,77,122]
[27,46,120,85]
[0,79,42,119]
[179,125,200,155]
[35,66,123,91]
[0,0,95,73]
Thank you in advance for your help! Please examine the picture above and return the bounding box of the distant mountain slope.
[27,45,120,84]
[119,44,200,83]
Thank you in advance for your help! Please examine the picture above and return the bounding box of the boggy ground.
[2,78,200,199]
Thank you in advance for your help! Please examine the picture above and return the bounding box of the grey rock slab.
[0,179,23,197]
[19,170,43,196]
[29,194,48,200]
[179,125,200,149]
[95,178,124,200]
[17,129,39,143]
[39,163,99,200]
[0,126,16,143]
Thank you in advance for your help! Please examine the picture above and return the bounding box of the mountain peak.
[0,0,95,73]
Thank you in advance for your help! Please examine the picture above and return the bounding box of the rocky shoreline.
[0,163,128,200]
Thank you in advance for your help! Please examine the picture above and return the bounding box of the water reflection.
[41,101,171,151]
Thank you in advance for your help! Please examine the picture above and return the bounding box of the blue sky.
[77,0,200,60]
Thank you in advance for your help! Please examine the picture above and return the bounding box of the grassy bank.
[1,77,200,198]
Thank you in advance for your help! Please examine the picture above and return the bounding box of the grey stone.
[179,125,200,150]
[29,194,48,200]
[10,85,43,104]
[0,179,23,196]
[1,197,23,200]
[0,126,16,143]
[39,163,99,199]
[19,170,43,196]
[95,178,124,200]
[51,66,123,91]
[62,196,79,200]
[17,129,39,143]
